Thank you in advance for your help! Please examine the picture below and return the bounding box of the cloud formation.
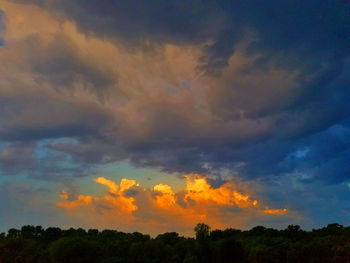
[56,175,288,234]
[1,0,349,181]
[0,0,349,231]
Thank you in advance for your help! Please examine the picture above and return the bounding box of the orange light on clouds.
[56,194,93,209]
[153,184,176,208]
[94,177,119,193]
[59,190,69,200]
[56,175,288,233]
[264,208,287,215]
[95,177,138,214]
[185,174,258,208]
[120,178,138,192]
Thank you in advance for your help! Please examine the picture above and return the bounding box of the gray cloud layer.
[0,0,349,188]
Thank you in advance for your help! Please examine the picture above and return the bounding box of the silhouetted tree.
[49,237,103,263]
[21,225,36,239]
[42,227,62,243]
[194,223,210,241]
[7,228,21,238]
[194,223,211,263]
[87,229,99,236]
[1,223,350,263]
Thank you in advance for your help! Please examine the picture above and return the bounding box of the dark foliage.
[1,223,350,263]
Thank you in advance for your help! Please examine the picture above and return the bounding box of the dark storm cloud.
[0,140,94,184]
[17,0,350,74]
[0,32,117,143]
[0,89,115,142]
[0,142,37,175]
[26,35,117,94]
[1,0,350,189]
[27,0,223,43]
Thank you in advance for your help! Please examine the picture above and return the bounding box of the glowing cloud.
[120,178,138,192]
[56,195,93,210]
[264,208,287,215]
[95,177,138,214]
[56,175,287,233]
[94,177,119,194]
[184,174,258,208]
[153,184,176,208]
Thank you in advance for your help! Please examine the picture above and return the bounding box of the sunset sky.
[0,0,349,236]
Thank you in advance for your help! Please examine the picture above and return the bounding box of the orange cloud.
[94,177,119,194]
[184,174,258,208]
[95,177,138,214]
[59,190,69,200]
[56,175,288,234]
[120,178,138,192]
[56,194,93,209]
[153,184,176,208]
[264,208,287,215]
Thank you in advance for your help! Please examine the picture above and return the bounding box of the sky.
[0,0,349,236]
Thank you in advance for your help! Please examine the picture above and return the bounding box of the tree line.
[0,223,349,263]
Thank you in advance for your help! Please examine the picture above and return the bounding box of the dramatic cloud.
[56,175,288,235]
[0,0,349,231]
